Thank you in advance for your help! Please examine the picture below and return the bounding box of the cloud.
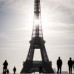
[42,0,74,33]
[0,32,9,40]
[43,0,74,23]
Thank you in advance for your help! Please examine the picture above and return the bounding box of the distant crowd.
[2,57,74,74]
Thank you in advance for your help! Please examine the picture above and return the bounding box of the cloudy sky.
[0,0,74,73]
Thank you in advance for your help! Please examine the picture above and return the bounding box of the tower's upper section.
[34,0,40,16]
[32,0,43,38]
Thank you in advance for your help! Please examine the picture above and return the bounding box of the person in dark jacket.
[13,66,16,74]
[68,57,73,74]
[3,60,8,74]
[57,57,62,74]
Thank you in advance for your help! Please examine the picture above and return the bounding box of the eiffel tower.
[21,0,54,73]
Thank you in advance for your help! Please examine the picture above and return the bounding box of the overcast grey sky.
[0,0,74,73]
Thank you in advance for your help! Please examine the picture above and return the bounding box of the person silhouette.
[73,60,74,70]
[57,57,62,74]
[7,69,9,74]
[3,60,8,74]
[13,66,16,74]
[39,66,42,74]
[68,57,73,74]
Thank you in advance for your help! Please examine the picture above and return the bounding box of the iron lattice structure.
[21,0,54,73]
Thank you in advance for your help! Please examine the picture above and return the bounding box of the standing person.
[39,66,42,74]
[3,60,8,74]
[68,57,73,74]
[73,60,74,70]
[13,66,16,74]
[57,57,62,74]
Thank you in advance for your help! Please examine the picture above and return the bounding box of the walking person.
[68,57,73,74]
[57,57,62,74]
